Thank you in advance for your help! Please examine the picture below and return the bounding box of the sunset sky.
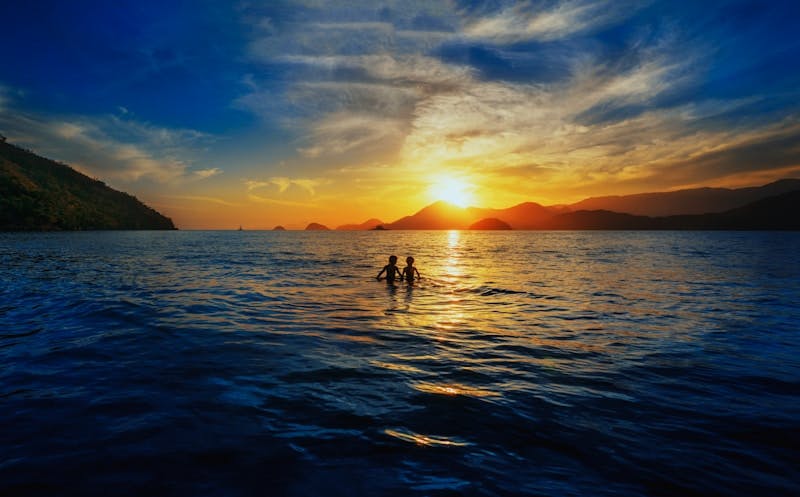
[2,1,800,228]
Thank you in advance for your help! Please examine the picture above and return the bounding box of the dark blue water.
[1,231,799,496]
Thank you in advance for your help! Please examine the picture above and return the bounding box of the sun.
[427,176,475,207]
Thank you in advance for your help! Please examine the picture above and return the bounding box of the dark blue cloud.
[436,42,575,83]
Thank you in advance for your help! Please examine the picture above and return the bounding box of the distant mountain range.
[336,218,383,230]
[567,178,800,216]
[384,200,557,230]
[539,190,800,230]
[334,179,800,231]
[0,140,175,231]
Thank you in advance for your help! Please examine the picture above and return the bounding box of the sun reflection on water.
[448,230,460,248]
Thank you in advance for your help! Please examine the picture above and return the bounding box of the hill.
[0,141,175,230]
[541,210,653,230]
[370,182,800,231]
[469,218,512,230]
[336,218,383,230]
[363,179,799,230]
[659,190,800,230]
[385,201,475,229]
[541,191,800,230]
[385,200,558,230]
[305,222,329,230]
[476,202,555,229]
[568,179,800,216]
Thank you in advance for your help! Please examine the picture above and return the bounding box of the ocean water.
[1,230,798,496]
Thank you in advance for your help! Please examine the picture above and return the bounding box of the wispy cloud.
[395,34,800,199]
[247,193,318,208]
[461,0,646,43]
[246,177,323,195]
[0,108,212,184]
[165,195,241,207]
[297,111,408,158]
[192,168,222,180]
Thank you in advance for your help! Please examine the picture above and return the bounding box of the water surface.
[1,231,798,496]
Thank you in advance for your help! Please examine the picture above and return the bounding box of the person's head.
[389,255,398,264]
[406,256,414,265]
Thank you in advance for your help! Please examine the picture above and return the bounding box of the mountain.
[470,218,512,230]
[336,218,383,230]
[372,179,799,230]
[541,210,655,230]
[385,200,558,230]
[305,222,329,230]
[0,140,175,230]
[568,179,800,216]
[541,191,800,230]
[273,225,286,231]
[474,201,555,229]
[385,201,475,229]
[659,190,800,230]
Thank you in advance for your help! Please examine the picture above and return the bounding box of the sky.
[2,0,800,229]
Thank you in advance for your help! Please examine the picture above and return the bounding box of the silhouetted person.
[402,256,421,283]
[377,255,402,283]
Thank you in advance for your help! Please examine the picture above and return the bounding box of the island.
[469,218,512,230]
[305,222,329,230]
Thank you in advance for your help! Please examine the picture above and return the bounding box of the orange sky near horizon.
[142,159,800,230]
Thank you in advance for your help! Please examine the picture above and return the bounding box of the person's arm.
[377,267,386,280]
[415,268,421,279]
[398,267,405,278]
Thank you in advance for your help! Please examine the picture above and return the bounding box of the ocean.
[1,231,798,496]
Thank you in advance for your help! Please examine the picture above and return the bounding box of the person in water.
[376,255,402,282]
[401,256,421,283]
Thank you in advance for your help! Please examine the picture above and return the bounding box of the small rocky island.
[0,140,175,230]
[305,222,329,230]
[469,217,512,230]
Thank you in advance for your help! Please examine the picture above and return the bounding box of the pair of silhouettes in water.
[377,255,421,283]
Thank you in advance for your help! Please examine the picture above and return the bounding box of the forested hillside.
[0,140,175,230]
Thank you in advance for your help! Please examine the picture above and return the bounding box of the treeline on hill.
[0,140,175,230]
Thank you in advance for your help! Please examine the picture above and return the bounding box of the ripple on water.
[0,231,798,497]
[384,428,471,448]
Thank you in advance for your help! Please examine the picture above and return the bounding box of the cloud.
[647,119,800,187]
[246,177,323,195]
[278,54,472,86]
[394,36,800,198]
[238,53,474,129]
[165,195,240,207]
[234,1,800,201]
[0,109,211,184]
[461,0,646,44]
[192,168,222,180]
[239,3,472,158]
[297,111,408,158]
[246,193,318,207]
